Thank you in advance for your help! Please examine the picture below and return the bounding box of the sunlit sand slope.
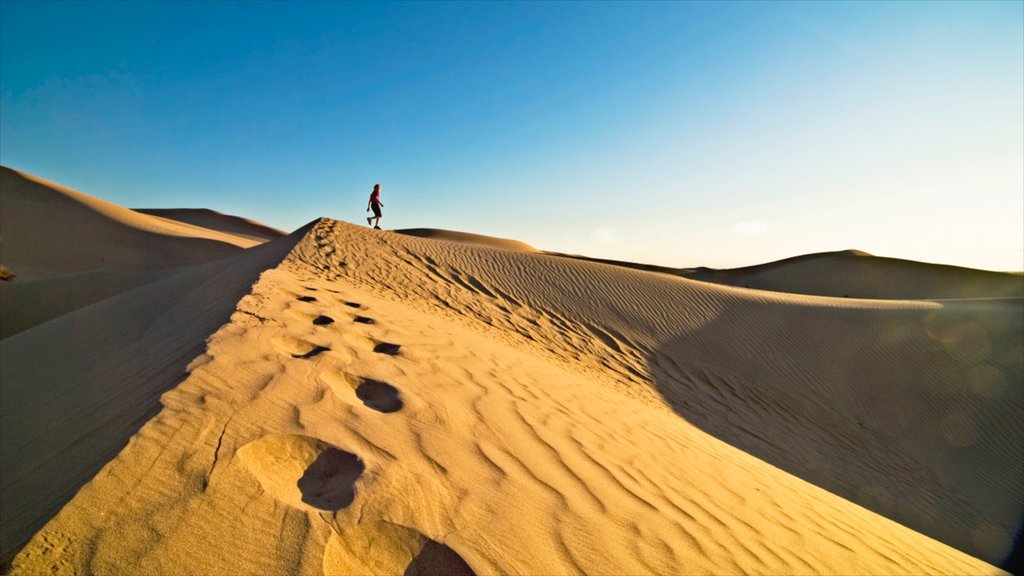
[11,219,1012,575]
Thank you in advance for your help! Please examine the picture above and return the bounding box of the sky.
[2,1,1022,271]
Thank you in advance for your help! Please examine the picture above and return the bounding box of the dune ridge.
[7,217,1016,575]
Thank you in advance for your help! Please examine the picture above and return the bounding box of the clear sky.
[2,1,1022,270]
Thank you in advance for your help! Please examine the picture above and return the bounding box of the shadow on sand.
[646,298,1023,570]
[404,540,476,576]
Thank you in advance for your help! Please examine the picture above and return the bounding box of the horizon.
[2,1,1022,271]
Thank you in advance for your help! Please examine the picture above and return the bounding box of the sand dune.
[136,208,287,243]
[0,225,309,565]
[395,228,539,252]
[0,167,282,338]
[2,200,1017,575]
[556,249,1024,300]
[681,250,1024,299]
[0,167,263,280]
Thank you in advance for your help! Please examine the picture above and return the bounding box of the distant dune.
[136,208,287,243]
[395,228,538,252]
[681,250,1024,300]
[554,249,1024,300]
[1,169,1020,575]
[0,167,263,280]
[0,167,284,338]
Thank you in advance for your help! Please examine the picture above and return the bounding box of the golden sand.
[2,168,1019,575]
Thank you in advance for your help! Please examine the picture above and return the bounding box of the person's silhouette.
[366,184,383,229]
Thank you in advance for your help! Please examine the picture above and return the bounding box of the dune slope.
[8,219,1016,575]
[0,167,263,280]
[0,167,280,339]
[0,227,306,565]
[395,228,538,252]
[136,208,287,243]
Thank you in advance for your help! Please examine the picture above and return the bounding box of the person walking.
[366,183,383,229]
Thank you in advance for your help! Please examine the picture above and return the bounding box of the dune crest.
[7,217,1015,575]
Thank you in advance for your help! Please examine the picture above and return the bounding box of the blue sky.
[2,1,1021,270]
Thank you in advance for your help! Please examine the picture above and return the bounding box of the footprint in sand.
[354,316,375,325]
[320,371,403,413]
[299,447,363,510]
[295,346,330,359]
[273,336,331,359]
[373,342,401,355]
[354,379,403,413]
[297,295,318,302]
[238,434,364,512]
[406,540,477,576]
[344,301,362,309]
[313,315,335,326]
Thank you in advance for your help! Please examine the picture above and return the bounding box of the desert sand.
[1,167,1021,575]
[555,249,1024,300]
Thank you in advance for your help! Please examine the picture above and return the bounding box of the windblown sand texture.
[2,169,1021,575]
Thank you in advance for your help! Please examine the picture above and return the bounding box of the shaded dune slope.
[0,266,175,340]
[0,226,308,566]
[0,167,277,339]
[10,219,1015,575]
[136,208,286,243]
